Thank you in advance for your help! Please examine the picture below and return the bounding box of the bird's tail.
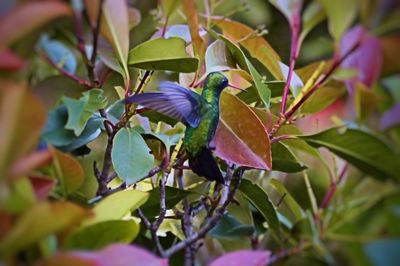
[188,147,225,184]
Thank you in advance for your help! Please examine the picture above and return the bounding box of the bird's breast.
[183,107,219,156]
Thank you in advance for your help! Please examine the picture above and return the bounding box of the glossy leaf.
[205,40,235,73]
[317,0,358,40]
[269,179,305,222]
[218,35,272,108]
[85,0,130,80]
[271,142,306,173]
[140,186,191,217]
[239,179,281,242]
[212,17,283,80]
[39,35,77,74]
[42,105,102,152]
[41,244,168,266]
[301,128,400,181]
[63,89,107,136]
[0,2,72,49]
[212,92,272,170]
[111,128,154,185]
[0,82,46,181]
[83,189,149,226]
[209,214,254,240]
[128,37,199,73]
[48,146,85,195]
[300,82,346,114]
[63,220,139,250]
[0,202,89,256]
[210,250,271,266]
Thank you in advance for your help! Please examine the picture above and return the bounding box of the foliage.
[0,0,399,266]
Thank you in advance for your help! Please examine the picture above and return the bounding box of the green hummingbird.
[126,72,241,183]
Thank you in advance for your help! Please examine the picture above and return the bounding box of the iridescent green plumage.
[183,72,227,155]
[126,72,229,183]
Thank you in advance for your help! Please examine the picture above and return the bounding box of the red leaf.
[212,92,272,170]
[10,150,52,181]
[0,49,25,71]
[0,2,72,49]
[210,250,271,266]
[28,176,56,200]
[41,244,168,266]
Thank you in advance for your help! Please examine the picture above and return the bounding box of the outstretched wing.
[125,81,203,128]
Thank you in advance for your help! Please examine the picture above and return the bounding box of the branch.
[269,40,361,137]
[280,12,301,115]
[40,53,95,88]
[163,167,243,258]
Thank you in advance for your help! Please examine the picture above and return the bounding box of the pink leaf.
[210,250,271,266]
[339,26,382,93]
[41,244,168,266]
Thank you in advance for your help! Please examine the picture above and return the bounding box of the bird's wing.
[125,81,203,128]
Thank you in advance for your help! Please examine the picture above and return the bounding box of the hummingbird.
[126,72,241,183]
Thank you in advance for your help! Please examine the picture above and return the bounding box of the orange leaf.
[0,2,72,49]
[48,146,85,195]
[212,92,272,170]
[0,81,46,182]
[182,0,205,60]
[212,17,283,80]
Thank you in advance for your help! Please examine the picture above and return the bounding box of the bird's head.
[205,72,245,92]
[205,72,229,91]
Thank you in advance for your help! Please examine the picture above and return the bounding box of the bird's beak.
[228,83,246,92]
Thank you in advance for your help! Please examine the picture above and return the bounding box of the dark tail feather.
[188,147,225,184]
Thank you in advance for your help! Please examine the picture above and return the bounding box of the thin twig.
[269,40,361,137]
[163,167,243,257]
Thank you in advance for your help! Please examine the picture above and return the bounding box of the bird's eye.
[220,78,228,87]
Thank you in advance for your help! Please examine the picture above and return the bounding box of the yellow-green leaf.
[0,202,89,256]
[83,189,149,226]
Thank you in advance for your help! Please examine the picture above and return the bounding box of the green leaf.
[300,2,326,44]
[217,35,272,109]
[111,128,154,185]
[42,105,102,152]
[128,37,199,73]
[0,202,89,256]
[63,220,139,250]
[300,128,400,181]
[209,214,254,240]
[62,89,107,136]
[239,179,281,242]
[83,189,149,226]
[300,82,346,114]
[140,186,192,218]
[317,0,358,40]
[269,178,305,223]
[271,142,306,173]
